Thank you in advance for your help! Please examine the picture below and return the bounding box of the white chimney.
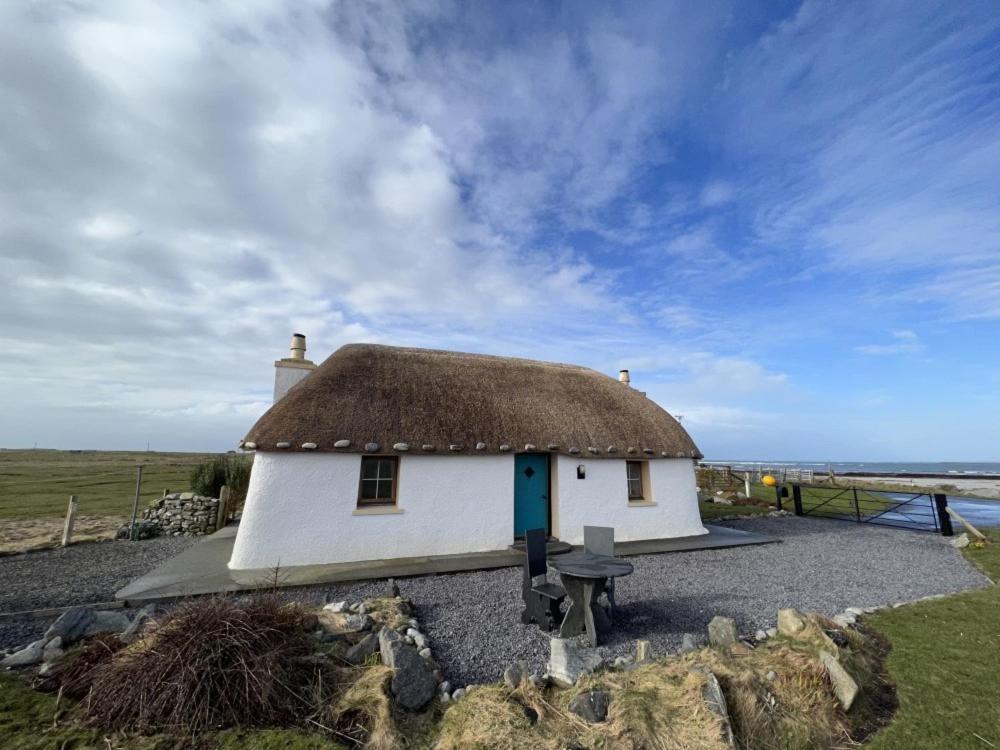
[274,332,317,402]
[618,369,630,385]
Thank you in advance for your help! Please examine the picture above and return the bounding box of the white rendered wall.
[229,452,514,570]
[552,456,706,545]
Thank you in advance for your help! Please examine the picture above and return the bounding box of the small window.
[358,456,398,506]
[626,461,644,500]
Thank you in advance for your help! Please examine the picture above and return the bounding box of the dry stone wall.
[142,492,220,536]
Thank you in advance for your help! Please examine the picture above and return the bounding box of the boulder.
[951,533,970,549]
[777,608,807,637]
[378,628,437,711]
[84,610,132,638]
[568,689,610,723]
[344,632,380,665]
[42,637,64,664]
[319,611,372,635]
[708,616,738,647]
[691,665,735,748]
[44,607,96,645]
[820,651,859,711]
[503,661,529,689]
[680,633,700,653]
[548,638,602,687]
[323,601,348,613]
[1,639,45,668]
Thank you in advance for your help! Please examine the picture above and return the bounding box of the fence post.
[129,465,143,541]
[852,487,860,522]
[216,485,230,531]
[774,484,782,511]
[792,484,803,516]
[744,472,751,499]
[61,495,79,547]
[934,494,954,537]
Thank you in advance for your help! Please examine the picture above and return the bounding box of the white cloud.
[855,330,924,356]
[699,180,735,207]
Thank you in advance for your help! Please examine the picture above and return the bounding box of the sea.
[702,461,1000,476]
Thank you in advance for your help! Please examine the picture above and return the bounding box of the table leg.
[582,580,598,646]
[559,575,586,638]
[589,577,612,634]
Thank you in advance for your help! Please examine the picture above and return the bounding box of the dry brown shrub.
[330,665,401,750]
[70,595,334,733]
[37,633,126,699]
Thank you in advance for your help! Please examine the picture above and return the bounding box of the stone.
[755,629,768,642]
[275,442,291,448]
[708,616,739,647]
[179,492,194,500]
[691,666,735,748]
[452,688,466,700]
[386,579,401,598]
[951,533,970,549]
[364,443,380,452]
[120,604,158,643]
[334,439,351,448]
[421,444,436,451]
[635,639,651,662]
[765,670,777,681]
[413,633,428,649]
[475,442,487,450]
[44,606,96,645]
[392,443,409,451]
[680,633,700,653]
[418,647,432,660]
[449,444,464,451]
[568,690,610,723]
[499,444,511,452]
[503,661,529,689]
[301,442,318,450]
[357,603,369,615]
[42,637,63,663]
[586,447,599,454]
[606,446,617,453]
[766,628,778,638]
[324,601,349,613]
[378,628,437,711]
[613,655,632,668]
[548,638,602,687]
[439,692,450,704]
[547,444,560,450]
[833,613,856,629]
[820,651,860,711]
[319,611,372,634]
[1,639,45,668]
[345,632,381,665]
[440,680,451,694]
[84,610,131,638]
[777,608,808,637]
[568,447,580,454]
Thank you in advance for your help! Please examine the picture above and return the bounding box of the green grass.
[698,501,773,520]
[865,534,1000,750]
[0,672,343,749]
[0,449,219,519]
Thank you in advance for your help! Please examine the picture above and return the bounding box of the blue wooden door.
[514,453,549,537]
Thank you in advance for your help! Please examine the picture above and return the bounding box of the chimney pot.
[618,369,630,385]
[290,333,307,360]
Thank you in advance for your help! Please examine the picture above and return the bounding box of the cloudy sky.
[2,0,999,460]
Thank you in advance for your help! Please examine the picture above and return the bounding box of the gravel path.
[1,518,990,687]
[287,517,992,686]
[0,537,195,651]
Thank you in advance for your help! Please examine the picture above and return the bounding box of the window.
[358,456,398,506]
[626,461,644,500]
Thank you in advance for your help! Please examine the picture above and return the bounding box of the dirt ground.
[0,515,126,555]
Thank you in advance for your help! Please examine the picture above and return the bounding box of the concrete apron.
[115,524,776,605]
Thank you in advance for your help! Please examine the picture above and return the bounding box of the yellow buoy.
[762,474,777,487]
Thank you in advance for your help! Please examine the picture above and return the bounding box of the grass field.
[0,449,218,519]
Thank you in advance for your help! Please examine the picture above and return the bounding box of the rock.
[503,661,529,689]
[42,637,64,663]
[820,651,860,711]
[418,648,432,660]
[691,666,735,748]
[613,655,633,668]
[833,613,856,628]
[548,638,603,687]
[1,639,45,668]
[766,628,778,638]
[951,533,970,549]
[357,603,369,616]
[324,601,348,613]
[386,579,401,598]
[755,629,768,642]
[777,608,807,637]
[451,688,465,700]
[440,692,450,704]
[84,610,131,638]
[44,607,96,646]
[378,628,437,711]
[845,606,865,617]
[708,616,739,647]
[345,632,381,665]
[635,639,651,662]
[765,670,777,681]
[568,690,610,723]
[680,633,700,653]
[364,443,380,452]
[319,611,372,634]
[413,633,428,649]
[714,498,734,505]
[334,439,351,448]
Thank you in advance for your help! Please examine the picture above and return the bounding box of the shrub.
[71,595,333,733]
[190,454,252,501]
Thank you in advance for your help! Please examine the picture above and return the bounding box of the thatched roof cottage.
[229,339,707,571]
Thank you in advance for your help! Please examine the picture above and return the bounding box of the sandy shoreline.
[846,474,1000,500]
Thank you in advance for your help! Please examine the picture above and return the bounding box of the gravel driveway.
[1,518,990,687]
[289,516,991,686]
[0,537,195,651]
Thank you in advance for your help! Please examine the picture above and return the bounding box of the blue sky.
[1,0,998,460]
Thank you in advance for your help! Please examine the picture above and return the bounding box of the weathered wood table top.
[548,551,633,580]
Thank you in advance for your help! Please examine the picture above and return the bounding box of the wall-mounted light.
[577,465,586,479]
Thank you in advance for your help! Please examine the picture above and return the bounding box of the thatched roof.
[242,344,702,459]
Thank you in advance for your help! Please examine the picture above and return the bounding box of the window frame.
[626,460,645,501]
[357,455,400,507]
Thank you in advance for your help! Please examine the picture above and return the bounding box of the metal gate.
[786,484,953,535]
